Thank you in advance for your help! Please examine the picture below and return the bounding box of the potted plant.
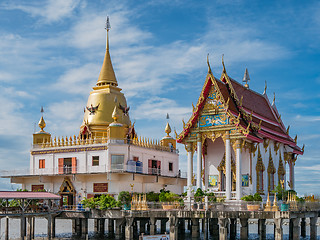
[241,193,262,211]
[118,191,132,210]
[159,190,179,210]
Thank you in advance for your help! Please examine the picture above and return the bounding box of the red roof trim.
[241,106,279,126]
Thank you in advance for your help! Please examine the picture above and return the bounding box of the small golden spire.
[207,53,212,74]
[272,92,275,106]
[263,80,267,95]
[165,122,172,137]
[112,105,121,122]
[97,16,118,87]
[222,54,226,73]
[38,116,46,132]
[286,125,290,135]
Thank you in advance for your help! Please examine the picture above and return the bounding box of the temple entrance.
[59,177,76,206]
[217,153,236,191]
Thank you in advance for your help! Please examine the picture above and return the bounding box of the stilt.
[115,219,125,240]
[99,218,105,236]
[230,218,236,240]
[149,217,156,235]
[310,217,317,240]
[125,218,134,240]
[274,218,283,240]
[300,218,306,238]
[191,218,199,239]
[81,218,88,238]
[240,218,248,240]
[27,217,33,240]
[169,215,178,240]
[258,219,266,240]
[108,219,114,237]
[5,216,9,240]
[203,218,208,240]
[47,215,52,240]
[218,217,228,240]
[51,216,56,238]
[94,219,99,232]
[212,218,219,239]
[21,216,26,239]
[139,219,146,234]
[178,219,185,235]
[291,218,300,240]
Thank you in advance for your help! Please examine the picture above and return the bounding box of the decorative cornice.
[31,146,108,155]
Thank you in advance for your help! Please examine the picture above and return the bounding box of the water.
[1,218,320,239]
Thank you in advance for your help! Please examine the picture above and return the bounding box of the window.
[92,156,99,166]
[169,162,173,171]
[111,155,124,170]
[58,157,77,174]
[148,159,161,175]
[39,159,45,169]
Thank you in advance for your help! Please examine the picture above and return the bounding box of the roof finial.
[243,68,250,89]
[38,107,46,132]
[207,53,212,74]
[263,80,267,95]
[272,92,275,106]
[166,113,169,120]
[222,54,226,73]
[105,16,111,50]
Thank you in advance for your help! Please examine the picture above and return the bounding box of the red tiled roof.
[0,191,61,199]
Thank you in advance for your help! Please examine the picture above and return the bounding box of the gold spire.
[165,122,172,137]
[97,16,118,87]
[112,105,121,122]
[38,116,46,132]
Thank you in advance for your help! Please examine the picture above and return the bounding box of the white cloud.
[2,0,81,23]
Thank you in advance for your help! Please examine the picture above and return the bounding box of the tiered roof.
[177,62,303,155]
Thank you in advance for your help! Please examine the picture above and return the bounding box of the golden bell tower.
[81,17,130,138]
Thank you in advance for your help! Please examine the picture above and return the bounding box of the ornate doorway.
[59,177,76,206]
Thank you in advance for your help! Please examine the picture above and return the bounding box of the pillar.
[196,134,202,190]
[300,218,306,238]
[27,217,34,240]
[21,216,26,239]
[203,218,208,240]
[211,218,219,238]
[236,140,242,200]
[115,219,125,240]
[108,219,114,237]
[290,218,300,240]
[310,217,317,240]
[169,215,178,240]
[230,218,236,240]
[139,220,146,234]
[225,132,231,200]
[125,218,134,240]
[187,143,194,200]
[240,218,248,240]
[99,218,105,236]
[150,218,156,235]
[178,219,185,235]
[274,218,283,240]
[47,216,52,240]
[94,219,99,232]
[218,217,228,240]
[290,160,295,190]
[72,219,76,235]
[258,219,266,240]
[81,218,88,237]
[191,218,199,239]
[5,217,9,240]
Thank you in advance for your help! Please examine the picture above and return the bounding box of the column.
[94,219,99,233]
[236,140,242,200]
[218,217,228,240]
[196,134,202,190]
[178,219,185,235]
[240,218,248,240]
[81,218,88,238]
[169,215,178,240]
[230,218,236,240]
[290,160,295,190]
[160,219,167,233]
[125,218,134,240]
[108,219,114,237]
[27,217,34,240]
[203,218,208,240]
[115,219,125,240]
[291,218,300,240]
[274,218,283,240]
[47,216,52,239]
[21,216,26,239]
[191,218,199,239]
[310,217,317,240]
[5,217,9,240]
[187,143,194,200]
[149,218,156,235]
[300,218,306,238]
[258,219,266,240]
[211,218,219,239]
[225,132,231,200]
[99,218,105,236]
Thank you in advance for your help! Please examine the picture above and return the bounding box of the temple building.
[3,18,186,205]
[177,57,304,201]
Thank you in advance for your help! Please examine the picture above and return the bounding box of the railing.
[33,136,179,154]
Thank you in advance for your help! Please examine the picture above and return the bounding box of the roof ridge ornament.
[222,54,226,73]
[207,53,212,74]
[272,92,275,106]
[243,68,250,89]
[263,80,267,95]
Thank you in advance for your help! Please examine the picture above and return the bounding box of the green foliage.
[159,191,179,202]
[194,188,205,197]
[146,191,160,202]
[118,191,131,204]
[98,195,121,210]
[17,189,29,192]
[272,183,298,201]
[241,193,262,202]
[81,197,99,209]
[206,192,216,202]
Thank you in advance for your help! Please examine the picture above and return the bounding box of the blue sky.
[0,0,319,195]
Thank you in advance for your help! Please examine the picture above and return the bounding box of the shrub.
[118,191,131,204]
[159,191,179,202]
[241,193,262,202]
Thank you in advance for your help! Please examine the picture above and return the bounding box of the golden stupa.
[81,17,130,138]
